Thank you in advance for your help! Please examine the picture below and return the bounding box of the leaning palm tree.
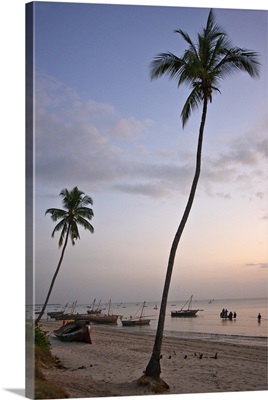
[35,186,94,324]
[142,9,259,389]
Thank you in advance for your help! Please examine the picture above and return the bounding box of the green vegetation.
[26,323,68,398]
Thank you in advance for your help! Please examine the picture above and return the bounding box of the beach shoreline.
[40,320,267,399]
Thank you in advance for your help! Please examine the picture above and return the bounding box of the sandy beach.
[39,320,267,398]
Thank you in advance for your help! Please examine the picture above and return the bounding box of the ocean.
[30,297,267,347]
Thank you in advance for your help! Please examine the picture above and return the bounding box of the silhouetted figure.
[233,312,237,319]
[220,308,228,318]
[258,313,261,323]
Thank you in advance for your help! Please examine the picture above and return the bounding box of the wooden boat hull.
[54,322,92,343]
[171,309,199,317]
[47,311,65,318]
[75,314,119,324]
[54,313,118,324]
[87,310,101,314]
[54,314,77,321]
[122,318,150,326]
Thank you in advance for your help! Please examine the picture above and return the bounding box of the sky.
[24,1,267,306]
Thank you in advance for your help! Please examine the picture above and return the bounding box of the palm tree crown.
[35,187,94,324]
[46,186,94,247]
[150,9,260,126]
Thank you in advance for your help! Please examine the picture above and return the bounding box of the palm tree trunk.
[35,225,70,324]
[145,98,208,379]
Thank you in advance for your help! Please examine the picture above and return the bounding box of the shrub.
[35,324,51,351]
[33,324,69,398]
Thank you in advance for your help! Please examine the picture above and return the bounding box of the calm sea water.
[30,298,267,346]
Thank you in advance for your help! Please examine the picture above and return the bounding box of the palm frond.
[47,187,95,248]
[181,87,203,127]
[51,220,68,247]
[69,220,80,245]
[51,219,67,237]
[175,29,199,60]
[60,186,86,211]
[76,206,94,220]
[45,208,67,221]
[150,8,260,127]
[150,52,184,80]
[80,195,93,207]
[76,215,94,234]
[204,9,226,42]
[216,47,260,78]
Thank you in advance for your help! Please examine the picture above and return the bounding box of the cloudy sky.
[27,1,267,305]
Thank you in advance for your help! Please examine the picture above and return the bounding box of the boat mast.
[91,298,96,310]
[107,299,111,316]
[181,295,193,311]
[188,295,193,310]
[140,301,146,318]
[96,299,101,312]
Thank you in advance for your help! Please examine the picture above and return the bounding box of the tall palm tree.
[35,186,94,324]
[142,9,260,387]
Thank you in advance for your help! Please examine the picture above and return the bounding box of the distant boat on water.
[171,295,200,318]
[122,301,151,326]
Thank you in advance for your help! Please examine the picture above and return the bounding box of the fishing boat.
[47,303,69,318]
[171,295,199,318]
[75,313,119,324]
[76,300,119,324]
[54,300,78,321]
[54,321,92,343]
[122,301,151,326]
[87,299,102,314]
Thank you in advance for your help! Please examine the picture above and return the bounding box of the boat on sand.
[47,303,69,319]
[87,299,102,314]
[76,313,118,324]
[76,299,119,324]
[54,321,92,343]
